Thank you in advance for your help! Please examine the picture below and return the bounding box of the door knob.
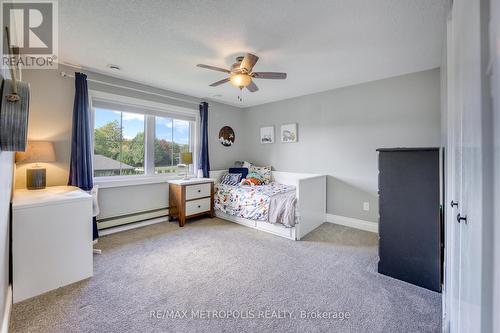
[450,200,458,208]
[457,213,467,224]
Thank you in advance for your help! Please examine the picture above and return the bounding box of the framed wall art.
[281,123,298,143]
[260,126,274,144]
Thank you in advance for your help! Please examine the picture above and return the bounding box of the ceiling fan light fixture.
[230,73,251,88]
[198,53,286,93]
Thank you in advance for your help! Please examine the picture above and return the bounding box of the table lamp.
[15,141,56,190]
[180,152,193,179]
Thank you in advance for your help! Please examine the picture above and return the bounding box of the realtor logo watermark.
[149,309,352,321]
[1,0,58,69]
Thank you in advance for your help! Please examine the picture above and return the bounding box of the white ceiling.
[59,0,448,107]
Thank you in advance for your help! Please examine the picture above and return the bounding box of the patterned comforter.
[215,182,297,226]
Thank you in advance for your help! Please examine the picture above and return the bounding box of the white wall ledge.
[95,175,195,189]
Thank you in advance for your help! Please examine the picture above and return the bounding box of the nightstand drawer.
[185,183,211,200]
[185,198,211,216]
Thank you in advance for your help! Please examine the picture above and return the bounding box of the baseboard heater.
[97,208,169,230]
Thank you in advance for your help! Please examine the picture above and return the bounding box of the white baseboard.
[325,214,378,233]
[97,208,169,230]
[1,285,12,333]
[99,216,169,236]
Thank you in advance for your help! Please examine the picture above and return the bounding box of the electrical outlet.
[363,202,370,211]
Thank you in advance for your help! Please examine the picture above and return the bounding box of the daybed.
[210,170,326,240]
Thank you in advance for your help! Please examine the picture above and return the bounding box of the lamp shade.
[180,152,193,165]
[15,141,56,163]
[230,74,252,87]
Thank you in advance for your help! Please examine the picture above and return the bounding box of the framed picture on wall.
[260,126,274,144]
[281,123,298,143]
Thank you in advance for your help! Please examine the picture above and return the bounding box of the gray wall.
[18,65,244,218]
[493,1,500,329]
[18,66,441,223]
[15,67,75,188]
[0,68,14,324]
[207,102,246,170]
[241,69,442,222]
[0,151,13,325]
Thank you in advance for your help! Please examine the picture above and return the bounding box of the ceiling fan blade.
[246,81,259,92]
[197,64,231,73]
[240,53,259,72]
[209,77,230,87]
[252,72,287,79]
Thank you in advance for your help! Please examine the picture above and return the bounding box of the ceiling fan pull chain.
[196,53,287,97]
[238,87,243,102]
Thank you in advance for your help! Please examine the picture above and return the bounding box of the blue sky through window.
[94,108,190,144]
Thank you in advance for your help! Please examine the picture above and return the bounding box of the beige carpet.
[10,218,441,332]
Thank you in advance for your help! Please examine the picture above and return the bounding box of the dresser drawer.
[185,183,211,200]
[185,198,211,216]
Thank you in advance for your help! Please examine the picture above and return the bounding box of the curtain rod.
[60,71,201,106]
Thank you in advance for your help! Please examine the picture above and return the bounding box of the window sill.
[95,175,196,189]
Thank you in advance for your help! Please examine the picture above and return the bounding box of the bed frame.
[210,170,326,240]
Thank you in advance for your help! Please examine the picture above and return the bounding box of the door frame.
[443,0,496,331]
[443,11,460,333]
[490,0,500,331]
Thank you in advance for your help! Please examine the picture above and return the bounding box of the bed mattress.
[215,182,297,227]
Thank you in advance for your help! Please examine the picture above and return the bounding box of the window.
[91,95,196,178]
[154,117,191,174]
[93,108,145,177]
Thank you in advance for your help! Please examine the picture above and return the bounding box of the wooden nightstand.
[169,178,215,227]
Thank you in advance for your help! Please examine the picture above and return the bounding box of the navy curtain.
[68,73,98,240]
[199,102,210,178]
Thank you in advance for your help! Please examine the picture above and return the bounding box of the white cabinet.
[12,186,93,303]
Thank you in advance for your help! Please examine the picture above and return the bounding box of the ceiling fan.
[196,53,287,92]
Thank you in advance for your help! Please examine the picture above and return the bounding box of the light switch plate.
[363,202,370,211]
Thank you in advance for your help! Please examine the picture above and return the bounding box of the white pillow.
[249,165,272,184]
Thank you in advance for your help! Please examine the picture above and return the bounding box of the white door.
[445,12,463,332]
[446,12,466,331]
[456,0,483,327]
[446,0,485,331]
[491,1,500,331]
